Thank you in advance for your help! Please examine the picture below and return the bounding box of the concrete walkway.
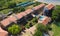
[21,24,37,36]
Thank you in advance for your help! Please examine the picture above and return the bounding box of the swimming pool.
[39,16,45,21]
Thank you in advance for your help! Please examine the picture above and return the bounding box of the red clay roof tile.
[46,4,54,10]
[0,18,11,27]
[1,14,18,27]
[24,9,33,14]
[33,4,45,10]
[0,4,45,27]
[16,12,24,19]
[9,15,17,22]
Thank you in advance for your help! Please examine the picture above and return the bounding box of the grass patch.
[0,9,13,14]
[51,23,60,36]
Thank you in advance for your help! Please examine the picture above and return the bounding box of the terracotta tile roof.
[8,15,17,22]
[45,4,54,10]
[0,9,33,27]
[38,16,51,25]
[21,12,27,16]
[42,17,49,25]
[0,14,18,27]
[24,9,33,14]
[16,12,25,19]
[0,27,8,36]
[16,12,28,19]
[0,18,11,27]
[0,4,46,27]
[33,4,45,10]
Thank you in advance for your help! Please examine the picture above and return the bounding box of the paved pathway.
[21,24,37,36]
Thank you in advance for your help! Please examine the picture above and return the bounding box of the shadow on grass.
[53,21,60,27]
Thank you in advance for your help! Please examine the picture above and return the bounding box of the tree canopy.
[8,24,21,35]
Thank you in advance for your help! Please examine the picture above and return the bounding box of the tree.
[52,5,60,21]
[33,30,43,36]
[8,2,16,8]
[33,2,41,7]
[37,24,48,32]
[25,22,31,28]
[13,6,25,13]
[8,24,21,35]
[18,6,25,12]
[33,24,48,36]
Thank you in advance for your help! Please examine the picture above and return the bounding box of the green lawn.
[51,22,60,36]
[0,9,13,14]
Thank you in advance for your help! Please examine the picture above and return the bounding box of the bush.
[52,5,60,21]
[25,22,31,28]
[33,24,44,36]
[36,24,48,32]
[33,30,43,36]
[8,2,16,8]
[8,24,21,35]
[13,6,25,13]
[32,17,38,23]
[34,24,49,36]
[33,2,41,7]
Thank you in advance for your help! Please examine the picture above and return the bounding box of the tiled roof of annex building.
[45,4,54,10]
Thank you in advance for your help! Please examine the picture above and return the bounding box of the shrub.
[33,30,43,36]
[25,22,31,28]
[8,2,16,8]
[52,5,60,21]
[33,24,48,36]
[8,24,21,35]
[36,24,48,32]
[13,6,25,13]
[33,24,45,36]
[33,2,41,7]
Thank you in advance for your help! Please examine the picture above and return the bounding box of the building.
[43,4,54,17]
[0,14,18,27]
[32,4,45,17]
[0,27,8,36]
[38,15,51,25]
[32,4,45,15]
[0,4,45,27]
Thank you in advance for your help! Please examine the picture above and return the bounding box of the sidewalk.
[21,24,37,36]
